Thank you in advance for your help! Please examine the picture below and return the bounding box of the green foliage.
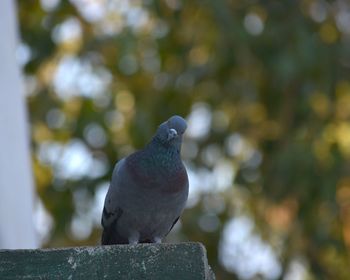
[18,0,350,279]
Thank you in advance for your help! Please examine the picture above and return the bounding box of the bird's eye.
[169,128,177,135]
[167,128,178,140]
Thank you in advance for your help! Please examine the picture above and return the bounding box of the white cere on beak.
[167,128,178,140]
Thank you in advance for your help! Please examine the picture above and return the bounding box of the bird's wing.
[101,207,126,244]
[101,158,129,244]
[166,216,180,236]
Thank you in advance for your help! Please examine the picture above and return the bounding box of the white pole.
[0,0,37,249]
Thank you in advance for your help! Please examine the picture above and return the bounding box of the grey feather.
[101,115,189,245]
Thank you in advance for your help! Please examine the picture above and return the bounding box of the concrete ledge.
[0,242,214,280]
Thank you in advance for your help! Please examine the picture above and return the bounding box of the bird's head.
[154,115,187,147]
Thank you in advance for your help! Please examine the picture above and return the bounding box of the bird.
[101,115,189,245]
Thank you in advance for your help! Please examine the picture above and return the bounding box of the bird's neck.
[137,138,181,172]
[149,137,181,158]
[126,139,187,193]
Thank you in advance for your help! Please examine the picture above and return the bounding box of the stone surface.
[0,242,214,280]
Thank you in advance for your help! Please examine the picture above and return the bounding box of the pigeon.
[101,115,189,245]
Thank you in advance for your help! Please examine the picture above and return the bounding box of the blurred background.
[4,0,350,279]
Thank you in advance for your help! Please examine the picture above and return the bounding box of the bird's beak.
[167,128,178,141]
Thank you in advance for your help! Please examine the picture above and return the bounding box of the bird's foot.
[129,239,139,245]
[153,237,162,244]
[128,232,140,245]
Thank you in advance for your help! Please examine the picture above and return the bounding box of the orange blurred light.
[319,22,338,44]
